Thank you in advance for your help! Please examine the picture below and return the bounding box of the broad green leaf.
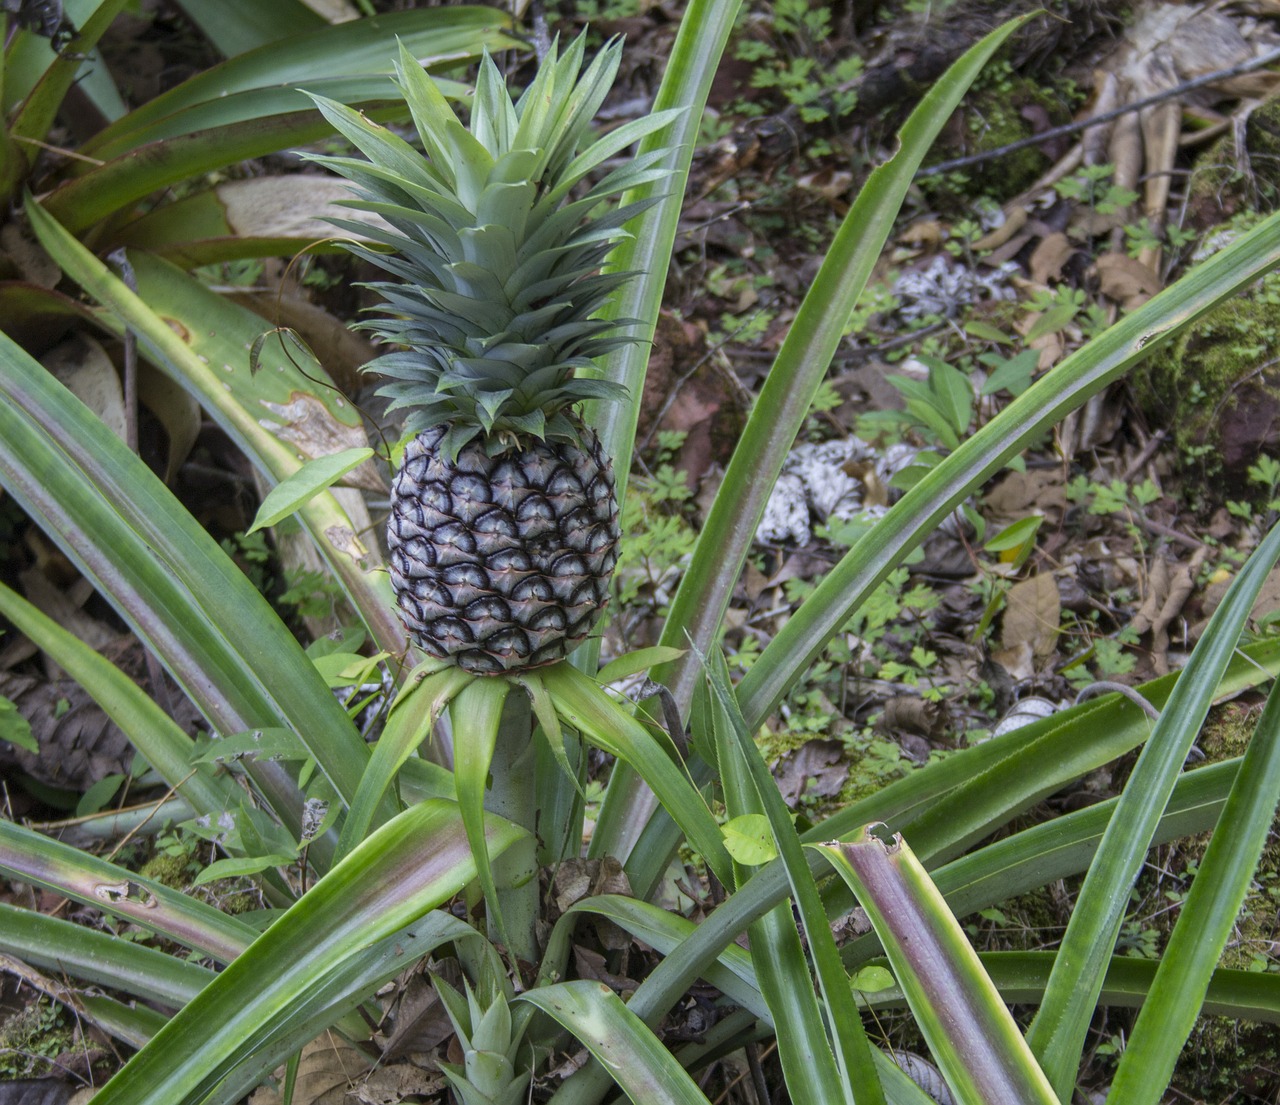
[722,814,776,866]
[310,650,388,690]
[75,773,126,817]
[191,854,297,887]
[983,515,1043,553]
[820,831,1058,1105]
[248,447,374,533]
[596,646,687,686]
[521,982,714,1105]
[852,966,897,994]
[0,695,37,754]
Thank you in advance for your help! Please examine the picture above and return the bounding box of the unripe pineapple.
[309,37,677,674]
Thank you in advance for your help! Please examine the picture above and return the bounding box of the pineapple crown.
[306,36,681,458]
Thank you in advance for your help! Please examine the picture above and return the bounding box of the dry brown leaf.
[881,696,947,740]
[42,336,127,442]
[991,640,1035,682]
[354,1062,445,1105]
[217,177,390,243]
[972,207,1027,251]
[249,1034,370,1105]
[899,219,945,247]
[773,739,848,805]
[1095,252,1162,302]
[1002,573,1061,663]
[1029,233,1075,285]
[983,468,1068,529]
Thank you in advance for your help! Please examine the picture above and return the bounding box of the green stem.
[488,691,540,968]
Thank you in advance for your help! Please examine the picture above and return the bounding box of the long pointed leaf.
[538,663,732,888]
[90,799,522,1105]
[704,652,882,1104]
[0,326,371,854]
[1109,669,1280,1100]
[0,902,213,1007]
[0,818,255,963]
[337,665,472,858]
[820,831,1058,1105]
[651,14,1032,713]
[522,982,714,1105]
[25,204,405,661]
[1027,519,1280,1095]
[451,677,515,948]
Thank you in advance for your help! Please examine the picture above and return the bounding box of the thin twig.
[105,770,199,864]
[1074,680,1161,720]
[920,45,1280,179]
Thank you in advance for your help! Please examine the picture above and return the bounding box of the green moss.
[1133,265,1280,482]
[0,996,75,1078]
[922,69,1073,207]
[140,849,193,890]
[1188,92,1280,223]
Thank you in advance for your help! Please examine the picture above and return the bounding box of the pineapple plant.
[308,37,678,675]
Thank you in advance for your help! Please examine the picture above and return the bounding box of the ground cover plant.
[4,1,1280,1103]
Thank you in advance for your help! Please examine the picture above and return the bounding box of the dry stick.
[104,770,200,865]
[1074,680,1161,720]
[919,45,1280,179]
[106,248,179,723]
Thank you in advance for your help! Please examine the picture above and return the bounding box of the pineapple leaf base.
[389,423,619,674]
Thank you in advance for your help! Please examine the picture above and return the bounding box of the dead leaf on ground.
[773,739,849,805]
[991,640,1035,682]
[573,946,639,994]
[1029,233,1075,285]
[1095,252,1161,306]
[1002,572,1061,663]
[43,335,127,443]
[376,971,453,1061]
[354,1062,445,1105]
[257,393,386,492]
[881,695,948,741]
[249,1034,371,1105]
[983,468,1068,529]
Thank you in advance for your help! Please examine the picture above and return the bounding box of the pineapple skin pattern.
[308,37,677,674]
[389,423,619,674]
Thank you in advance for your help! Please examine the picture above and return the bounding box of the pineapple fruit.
[309,38,677,674]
